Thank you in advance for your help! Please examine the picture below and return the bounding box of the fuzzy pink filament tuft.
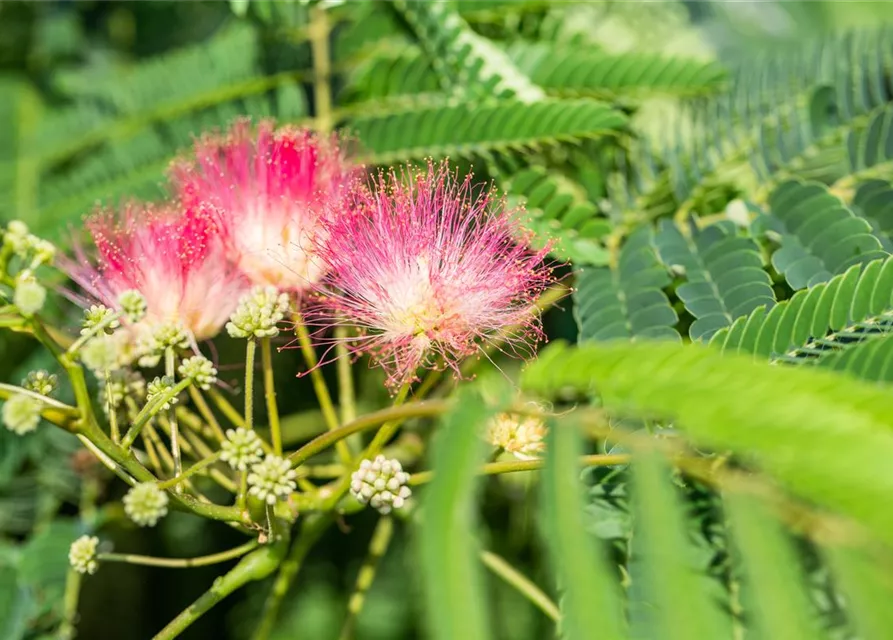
[170,118,355,290]
[65,201,246,341]
[314,161,554,389]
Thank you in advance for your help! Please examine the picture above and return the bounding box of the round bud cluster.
[69,535,100,575]
[3,220,31,254]
[247,455,297,505]
[146,376,178,411]
[80,335,121,373]
[350,455,412,515]
[487,412,547,460]
[2,394,42,435]
[151,323,189,351]
[81,304,119,335]
[22,370,57,397]
[13,278,46,317]
[178,355,217,390]
[3,222,55,268]
[117,289,147,323]
[220,428,264,471]
[226,286,290,339]
[123,483,169,527]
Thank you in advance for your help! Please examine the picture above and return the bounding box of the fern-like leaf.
[521,340,893,543]
[574,227,679,342]
[347,99,627,165]
[710,255,893,362]
[767,179,888,290]
[498,165,610,266]
[851,179,893,251]
[506,43,728,99]
[654,219,775,340]
[393,0,544,102]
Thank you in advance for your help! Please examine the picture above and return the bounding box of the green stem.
[207,387,247,429]
[154,537,288,640]
[251,514,333,640]
[99,540,258,569]
[335,326,356,424]
[261,337,282,455]
[237,469,248,512]
[245,338,256,431]
[408,454,631,486]
[188,386,225,443]
[309,3,334,133]
[165,348,183,489]
[338,516,394,640]
[58,569,82,640]
[293,309,350,462]
[362,383,411,458]
[122,377,192,449]
[0,383,79,431]
[66,310,123,355]
[157,453,222,490]
[105,370,119,443]
[288,399,449,467]
[480,550,560,623]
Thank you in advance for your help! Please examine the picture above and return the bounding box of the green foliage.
[710,255,893,363]
[6,2,893,639]
[540,420,624,640]
[523,340,893,542]
[654,219,775,340]
[348,98,627,165]
[574,227,679,342]
[419,388,492,640]
[766,180,888,289]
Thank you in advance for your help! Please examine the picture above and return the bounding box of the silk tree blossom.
[170,118,355,290]
[314,161,554,389]
[64,201,246,342]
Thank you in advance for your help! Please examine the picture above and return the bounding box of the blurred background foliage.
[3,1,893,638]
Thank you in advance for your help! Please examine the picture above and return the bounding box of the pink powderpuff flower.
[64,200,247,341]
[313,161,555,389]
[170,118,355,290]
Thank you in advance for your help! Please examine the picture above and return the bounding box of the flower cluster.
[123,483,169,527]
[69,535,100,575]
[350,455,412,515]
[247,455,297,505]
[220,428,265,471]
[2,394,42,435]
[171,119,354,290]
[226,286,290,339]
[487,411,548,460]
[315,162,554,388]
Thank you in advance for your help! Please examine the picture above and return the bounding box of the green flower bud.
[2,394,42,435]
[123,483,169,527]
[69,535,100,575]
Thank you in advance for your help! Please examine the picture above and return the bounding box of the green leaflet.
[521,340,893,544]
[725,493,824,640]
[709,255,893,361]
[851,179,893,251]
[393,0,544,102]
[506,43,728,98]
[847,105,893,177]
[817,333,893,383]
[654,219,775,340]
[342,42,728,103]
[540,420,625,640]
[822,542,893,640]
[628,452,730,640]
[574,227,679,342]
[418,387,493,640]
[348,99,627,166]
[498,165,611,266]
[768,180,888,290]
